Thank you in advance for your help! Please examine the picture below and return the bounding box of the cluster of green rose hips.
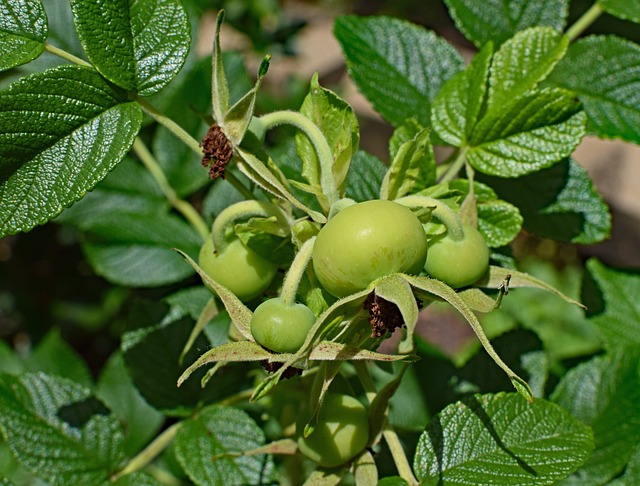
[197,196,490,466]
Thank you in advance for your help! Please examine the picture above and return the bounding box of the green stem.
[438,147,468,184]
[280,237,315,305]
[111,422,182,482]
[257,111,338,204]
[132,138,209,241]
[44,43,92,67]
[566,3,603,41]
[395,195,464,241]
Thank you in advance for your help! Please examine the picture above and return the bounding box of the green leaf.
[380,128,435,200]
[389,118,423,159]
[609,442,640,485]
[598,0,640,23]
[70,0,190,95]
[0,65,142,237]
[96,352,164,457]
[0,0,48,71]
[480,158,611,244]
[584,258,640,350]
[486,27,568,115]
[297,73,359,201]
[0,372,125,485]
[333,15,463,127]
[414,393,594,485]
[551,349,640,485]
[444,0,569,48]
[468,88,586,177]
[345,150,387,202]
[432,43,493,146]
[174,405,275,485]
[547,35,640,144]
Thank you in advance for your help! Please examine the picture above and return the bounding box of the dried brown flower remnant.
[201,124,233,179]
[260,360,303,379]
[365,292,404,338]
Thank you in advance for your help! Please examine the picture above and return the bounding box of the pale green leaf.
[414,393,593,485]
[0,0,48,71]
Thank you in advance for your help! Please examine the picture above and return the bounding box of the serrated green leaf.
[444,0,569,48]
[468,88,586,177]
[0,372,125,485]
[334,15,463,127]
[345,150,387,203]
[380,128,435,200]
[414,393,594,485]
[70,0,190,95]
[598,0,640,23]
[480,158,611,244]
[174,405,275,486]
[96,352,164,457]
[486,27,568,115]
[0,0,48,71]
[551,349,640,485]
[432,42,493,146]
[584,259,640,350]
[547,35,640,144]
[0,65,142,237]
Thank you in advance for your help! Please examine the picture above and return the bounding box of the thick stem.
[438,147,468,184]
[280,237,315,305]
[132,138,209,241]
[566,3,603,41]
[44,43,92,67]
[395,195,465,241]
[256,111,338,204]
[111,422,182,481]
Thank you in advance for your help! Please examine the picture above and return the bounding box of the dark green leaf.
[0,0,48,71]
[174,405,275,485]
[0,372,125,485]
[551,349,640,485]
[345,150,387,202]
[583,258,640,350]
[444,0,569,47]
[96,352,164,457]
[0,65,142,236]
[609,442,640,485]
[334,15,463,127]
[378,477,409,486]
[70,0,190,95]
[480,158,611,244]
[547,35,640,144]
[598,0,640,23]
[113,472,164,486]
[414,393,593,485]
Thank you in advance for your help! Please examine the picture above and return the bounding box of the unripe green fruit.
[424,224,490,288]
[312,200,428,297]
[250,298,315,353]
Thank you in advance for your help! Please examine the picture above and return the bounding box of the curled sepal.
[179,298,218,365]
[404,275,534,403]
[212,438,298,461]
[235,147,327,223]
[458,287,507,313]
[302,470,343,486]
[309,341,419,362]
[477,265,585,308]
[211,10,229,123]
[353,450,378,485]
[175,249,253,340]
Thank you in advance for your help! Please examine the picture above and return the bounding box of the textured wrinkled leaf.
[415,393,593,485]
[432,43,493,146]
[481,158,611,244]
[0,65,142,237]
[174,406,275,486]
[444,0,569,47]
[70,0,190,95]
[548,35,640,144]
[334,15,463,127]
[0,0,48,71]
[598,0,640,23]
[486,27,568,115]
[0,373,125,485]
[468,88,586,177]
[551,349,640,485]
[345,150,387,202]
[584,259,640,350]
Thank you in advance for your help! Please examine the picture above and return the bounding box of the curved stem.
[256,111,338,204]
[111,422,182,482]
[566,3,603,41]
[44,43,92,67]
[132,138,209,241]
[395,195,465,241]
[438,147,468,184]
[280,237,315,305]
